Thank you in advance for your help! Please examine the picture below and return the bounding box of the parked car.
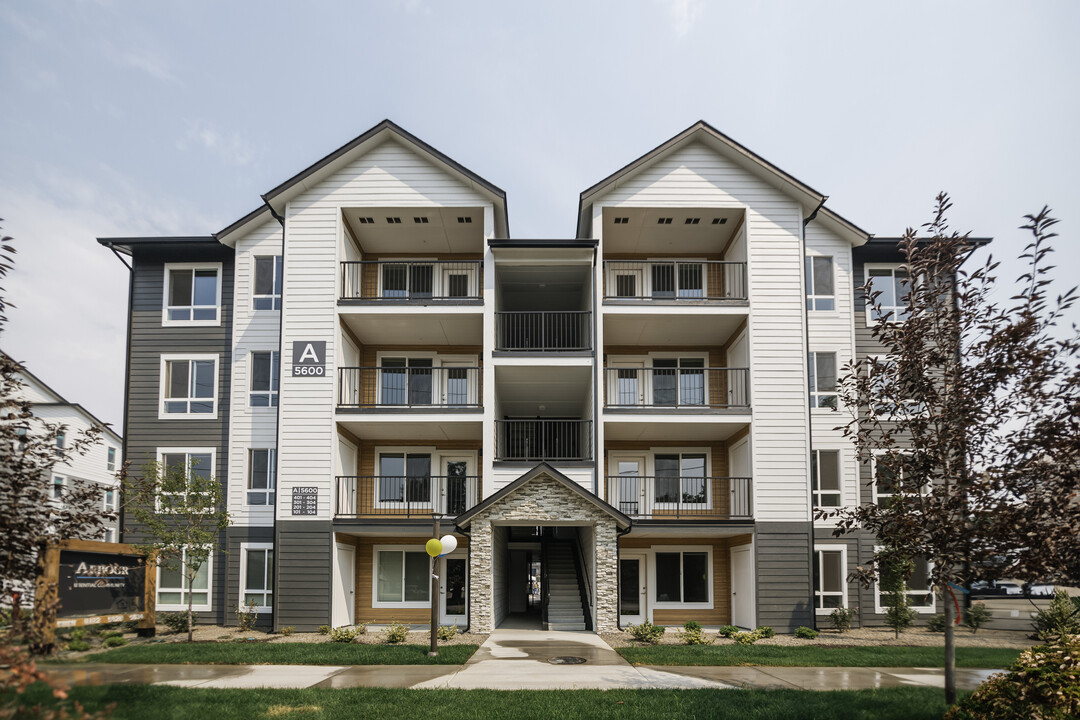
[970,580,1023,596]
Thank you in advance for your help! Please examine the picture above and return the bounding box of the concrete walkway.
[40,629,1002,691]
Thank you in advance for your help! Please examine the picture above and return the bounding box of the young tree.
[122,456,230,642]
[821,195,1080,705]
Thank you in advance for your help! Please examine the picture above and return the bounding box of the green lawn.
[12,685,955,720]
[617,644,1021,668]
[61,642,478,665]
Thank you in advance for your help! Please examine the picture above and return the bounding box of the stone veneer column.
[594,520,619,632]
[469,519,493,632]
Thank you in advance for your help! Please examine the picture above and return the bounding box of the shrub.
[328,626,358,643]
[437,625,458,642]
[682,620,702,632]
[829,607,856,633]
[1031,589,1080,641]
[383,621,410,644]
[678,622,711,646]
[627,619,665,644]
[926,614,948,633]
[162,612,190,634]
[317,625,331,635]
[732,630,761,645]
[280,626,295,636]
[884,598,916,637]
[66,639,91,652]
[716,625,739,639]
[236,599,259,632]
[103,636,128,648]
[100,630,124,640]
[943,636,1080,720]
[794,626,819,640]
[964,602,992,633]
[755,626,775,638]
[69,628,87,642]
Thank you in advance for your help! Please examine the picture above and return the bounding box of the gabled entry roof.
[455,463,632,531]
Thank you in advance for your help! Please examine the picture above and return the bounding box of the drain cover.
[548,656,587,665]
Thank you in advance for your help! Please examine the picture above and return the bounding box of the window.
[250,351,280,407]
[253,256,283,310]
[865,265,911,324]
[14,425,29,454]
[51,475,65,501]
[381,262,433,299]
[651,262,703,299]
[378,453,431,505]
[811,450,842,508]
[374,547,430,606]
[247,449,276,506]
[654,453,708,505]
[867,357,925,417]
[103,487,117,511]
[158,449,214,513]
[875,553,935,613]
[56,432,65,449]
[240,544,274,611]
[813,546,848,613]
[107,447,116,471]
[102,528,117,543]
[379,357,433,405]
[163,263,221,325]
[652,358,705,406]
[806,256,835,311]
[808,352,838,409]
[872,452,918,505]
[161,355,217,417]
[157,547,211,611]
[654,549,710,605]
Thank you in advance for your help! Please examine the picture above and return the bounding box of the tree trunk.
[944,590,957,704]
[187,595,194,644]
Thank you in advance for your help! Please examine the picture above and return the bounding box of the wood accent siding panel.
[351,534,469,624]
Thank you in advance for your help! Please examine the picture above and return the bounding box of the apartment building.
[101,120,943,632]
[8,355,123,541]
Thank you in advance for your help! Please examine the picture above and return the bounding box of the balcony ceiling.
[335,417,483,441]
[340,311,482,345]
[497,265,591,312]
[344,206,485,255]
[496,365,592,417]
[604,312,744,346]
[604,418,749,442]
[602,207,742,255]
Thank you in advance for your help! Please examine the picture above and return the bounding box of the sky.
[1,0,1078,431]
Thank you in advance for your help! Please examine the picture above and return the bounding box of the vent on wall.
[457,217,473,224]
[657,217,673,225]
[357,217,375,224]
[413,217,429,224]
[386,217,402,224]
[712,217,728,225]
[613,217,629,224]
[685,218,700,225]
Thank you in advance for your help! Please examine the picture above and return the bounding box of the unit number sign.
[291,487,318,516]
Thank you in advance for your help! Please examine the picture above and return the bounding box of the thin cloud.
[656,0,704,38]
[100,39,179,83]
[179,119,257,168]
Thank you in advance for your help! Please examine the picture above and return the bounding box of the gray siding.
[121,245,235,624]
[274,520,333,631]
[226,526,275,629]
[755,521,813,632]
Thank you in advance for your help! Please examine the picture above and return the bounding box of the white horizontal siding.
[30,404,119,490]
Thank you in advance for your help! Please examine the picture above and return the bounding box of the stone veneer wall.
[466,473,621,632]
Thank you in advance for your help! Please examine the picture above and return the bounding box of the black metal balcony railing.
[340,260,482,301]
[337,366,482,408]
[605,476,753,520]
[602,260,748,302]
[495,419,593,461]
[495,311,592,351]
[335,475,481,518]
[603,367,750,409]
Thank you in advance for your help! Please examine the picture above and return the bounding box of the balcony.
[605,475,753,520]
[495,419,593,462]
[603,367,750,410]
[495,311,592,352]
[335,475,481,519]
[337,366,482,410]
[602,260,747,303]
[340,260,483,302]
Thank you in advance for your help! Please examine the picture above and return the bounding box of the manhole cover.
[548,656,587,665]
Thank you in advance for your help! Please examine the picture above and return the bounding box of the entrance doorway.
[619,553,646,625]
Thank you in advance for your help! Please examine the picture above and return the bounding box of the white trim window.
[56,432,66,449]
[253,256,283,311]
[871,451,914,505]
[865,264,911,324]
[247,448,276,506]
[373,545,430,607]
[107,447,117,471]
[653,452,709,507]
[157,547,212,611]
[163,263,221,326]
[874,552,935,613]
[813,545,848,613]
[811,449,842,508]
[102,528,117,543]
[160,354,218,418]
[808,352,838,409]
[157,449,215,513]
[239,543,274,612]
[806,256,835,311]
[867,357,925,418]
[652,547,712,607]
[377,450,433,507]
[249,351,280,407]
[103,487,117,512]
[51,474,65,502]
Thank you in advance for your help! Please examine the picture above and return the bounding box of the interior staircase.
[545,541,588,631]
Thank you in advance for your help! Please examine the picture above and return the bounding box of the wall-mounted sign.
[291,486,318,516]
[292,341,326,377]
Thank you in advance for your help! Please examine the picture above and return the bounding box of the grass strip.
[617,643,1021,668]
[12,684,954,720]
[60,642,477,665]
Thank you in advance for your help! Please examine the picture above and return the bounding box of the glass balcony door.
[379,358,434,406]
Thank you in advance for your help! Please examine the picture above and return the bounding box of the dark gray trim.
[215,205,273,241]
[97,236,220,256]
[455,462,631,530]
[864,236,993,248]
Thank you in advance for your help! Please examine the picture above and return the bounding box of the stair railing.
[572,539,593,632]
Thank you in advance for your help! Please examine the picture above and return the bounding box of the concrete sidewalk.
[39,629,1002,691]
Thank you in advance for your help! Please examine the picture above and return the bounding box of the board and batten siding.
[123,246,234,623]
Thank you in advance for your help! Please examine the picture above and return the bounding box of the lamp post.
[428,513,442,657]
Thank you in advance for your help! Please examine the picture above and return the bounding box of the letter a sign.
[292,341,326,378]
